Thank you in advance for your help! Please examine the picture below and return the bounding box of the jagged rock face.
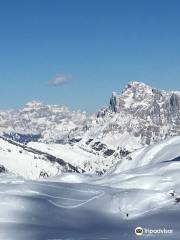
[109,82,180,123]
[93,82,180,150]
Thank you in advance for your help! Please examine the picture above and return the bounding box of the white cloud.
[48,74,72,86]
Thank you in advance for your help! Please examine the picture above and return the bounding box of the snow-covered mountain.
[0,81,179,178]
[0,101,90,143]
[1,82,179,152]
[79,81,180,151]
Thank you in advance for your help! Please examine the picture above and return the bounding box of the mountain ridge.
[0,81,180,178]
[0,81,179,150]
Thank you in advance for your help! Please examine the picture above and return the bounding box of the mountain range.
[0,81,179,178]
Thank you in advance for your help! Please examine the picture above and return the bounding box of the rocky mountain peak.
[95,81,180,149]
[110,81,154,112]
[125,81,152,90]
[110,81,180,115]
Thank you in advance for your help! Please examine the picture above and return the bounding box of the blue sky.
[0,0,180,112]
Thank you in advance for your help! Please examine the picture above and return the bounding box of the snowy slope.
[28,141,122,174]
[1,136,180,239]
[107,135,180,174]
[0,81,180,239]
[1,174,179,240]
[0,137,84,179]
[54,136,180,218]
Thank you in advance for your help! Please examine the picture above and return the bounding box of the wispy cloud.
[48,74,72,86]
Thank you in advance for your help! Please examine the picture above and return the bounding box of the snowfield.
[0,136,180,239]
[0,173,180,240]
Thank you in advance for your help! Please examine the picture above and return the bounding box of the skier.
[118,207,129,218]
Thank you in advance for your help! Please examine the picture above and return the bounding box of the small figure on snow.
[118,207,129,218]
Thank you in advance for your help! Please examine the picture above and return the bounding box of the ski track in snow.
[1,136,180,239]
[0,173,180,240]
[47,190,105,209]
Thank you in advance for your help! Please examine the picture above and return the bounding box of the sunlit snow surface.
[1,136,180,239]
[0,173,180,240]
